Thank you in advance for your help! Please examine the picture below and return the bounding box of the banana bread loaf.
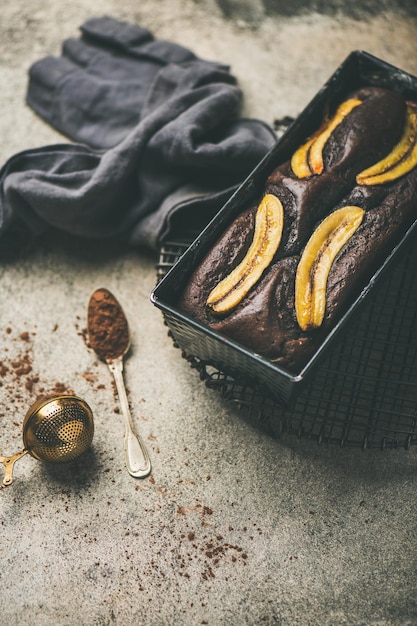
[179,86,417,372]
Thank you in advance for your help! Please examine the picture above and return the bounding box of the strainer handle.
[1,449,28,487]
[107,358,152,478]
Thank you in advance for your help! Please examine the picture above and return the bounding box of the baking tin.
[151,51,417,407]
[156,236,417,449]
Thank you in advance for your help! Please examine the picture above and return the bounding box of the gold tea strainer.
[0,395,94,488]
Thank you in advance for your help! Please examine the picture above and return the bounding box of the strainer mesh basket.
[27,400,94,462]
[156,238,417,449]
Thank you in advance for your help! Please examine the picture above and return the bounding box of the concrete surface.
[1,2,417,625]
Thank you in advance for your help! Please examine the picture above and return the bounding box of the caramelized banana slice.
[290,98,362,178]
[295,205,365,331]
[291,131,320,179]
[356,104,417,185]
[308,98,363,175]
[358,142,417,185]
[207,194,284,315]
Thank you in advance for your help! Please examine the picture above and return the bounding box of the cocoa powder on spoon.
[87,288,129,361]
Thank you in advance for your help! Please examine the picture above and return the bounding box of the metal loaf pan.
[151,50,417,407]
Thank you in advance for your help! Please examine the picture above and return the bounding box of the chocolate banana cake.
[179,86,417,372]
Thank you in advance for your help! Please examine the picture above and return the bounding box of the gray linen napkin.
[0,17,276,251]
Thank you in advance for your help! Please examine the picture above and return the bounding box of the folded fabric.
[0,16,276,252]
[27,16,212,149]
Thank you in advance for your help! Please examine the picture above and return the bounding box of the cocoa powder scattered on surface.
[47,381,74,397]
[87,288,129,361]
[168,502,252,582]
[0,325,74,417]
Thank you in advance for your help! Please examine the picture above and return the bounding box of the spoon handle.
[107,358,151,478]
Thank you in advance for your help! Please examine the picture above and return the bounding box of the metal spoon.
[87,288,151,478]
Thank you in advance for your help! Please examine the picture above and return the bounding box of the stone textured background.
[1,2,417,625]
[216,0,417,21]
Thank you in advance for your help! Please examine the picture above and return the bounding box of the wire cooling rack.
[157,237,417,449]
